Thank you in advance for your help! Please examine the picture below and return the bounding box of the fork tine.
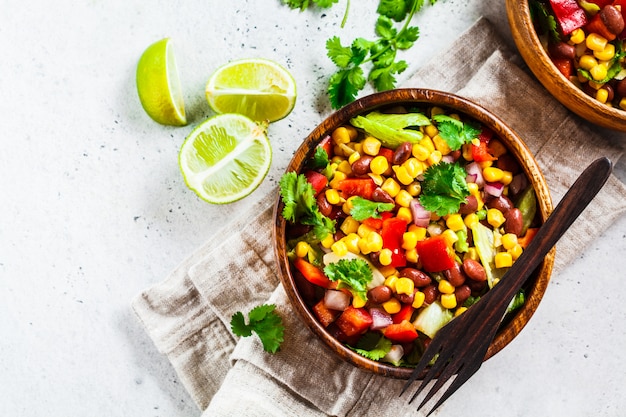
[416,352,462,412]
[422,358,483,416]
[399,337,443,398]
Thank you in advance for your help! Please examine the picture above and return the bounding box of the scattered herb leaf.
[231,304,285,354]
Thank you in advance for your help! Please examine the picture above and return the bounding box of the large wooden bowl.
[506,0,626,132]
[273,89,555,379]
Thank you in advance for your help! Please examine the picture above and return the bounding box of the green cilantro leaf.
[230,304,285,354]
[324,258,373,301]
[433,114,481,151]
[419,162,470,216]
[349,196,394,221]
[309,146,330,170]
[349,332,392,360]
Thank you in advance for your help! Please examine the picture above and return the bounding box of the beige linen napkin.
[132,17,626,416]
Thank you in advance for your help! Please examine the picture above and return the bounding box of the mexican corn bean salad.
[279,106,539,367]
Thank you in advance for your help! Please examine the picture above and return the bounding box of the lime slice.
[136,38,187,126]
[205,58,297,122]
[179,114,272,204]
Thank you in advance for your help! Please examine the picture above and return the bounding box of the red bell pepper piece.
[293,258,332,288]
[317,135,333,159]
[415,235,455,272]
[313,299,340,327]
[392,304,415,324]
[381,217,408,267]
[552,58,573,78]
[589,0,614,7]
[377,147,394,164]
[383,320,419,343]
[304,170,328,196]
[335,306,373,337]
[613,0,626,39]
[361,211,393,230]
[549,0,588,35]
[471,128,497,162]
[518,227,539,249]
[335,178,376,199]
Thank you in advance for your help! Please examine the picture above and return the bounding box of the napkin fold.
[132,17,626,417]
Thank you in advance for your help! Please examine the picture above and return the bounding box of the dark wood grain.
[273,88,555,379]
[506,0,626,132]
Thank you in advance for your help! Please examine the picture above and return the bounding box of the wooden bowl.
[273,89,555,379]
[506,0,626,132]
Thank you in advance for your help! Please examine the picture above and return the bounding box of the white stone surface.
[1,1,625,416]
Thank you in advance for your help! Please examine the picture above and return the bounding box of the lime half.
[205,58,296,122]
[136,38,187,126]
[179,114,272,204]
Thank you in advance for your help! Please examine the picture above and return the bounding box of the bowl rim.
[273,88,555,379]
[506,0,626,132]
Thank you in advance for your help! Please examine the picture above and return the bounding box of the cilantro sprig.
[324,258,373,301]
[419,162,470,216]
[349,196,394,221]
[326,0,439,108]
[349,332,392,361]
[433,114,481,151]
[230,304,285,354]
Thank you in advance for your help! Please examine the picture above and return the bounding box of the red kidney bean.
[600,5,625,36]
[444,262,466,287]
[368,285,392,304]
[504,207,524,236]
[548,42,576,60]
[399,268,432,287]
[316,193,333,217]
[351,155,373,176]
[459,195,478,215]
[604,84,615,103]
[463,258,487,282]
[454,285,472,305]
[391,142,413,165]
[616,79,626,99]
[422,284,439,305]
[486,195,514,215]
[371,187,395,204]
[468,279,487,294]
[396,291,415,305]
[495,153,521,174]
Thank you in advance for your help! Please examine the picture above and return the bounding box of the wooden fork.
[399,157,612,415]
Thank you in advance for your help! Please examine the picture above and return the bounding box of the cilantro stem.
[340,0,350,28]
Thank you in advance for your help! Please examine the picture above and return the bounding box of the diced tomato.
[471,128,497,162]
[293,258,332,288]
[552,58,573,78]
[381,217,407,267]
[335,306,373,337]
[383,320,419,343]
[335,178,376,199]
[304,170,328,196]
[377,147,394,164]
[362,211,393,230]
[392,304,415,324]
[317,135,333,158]
[415,235,455,272]
[313,299,340,327]
[549,0,588,35]
[518,227,539,249]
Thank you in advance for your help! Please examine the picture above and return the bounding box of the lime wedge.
[136,38,187,126]
[205,58,297,122]
[178,114,272,204]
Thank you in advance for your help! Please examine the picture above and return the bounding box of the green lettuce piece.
[470,222,505,289]
[412,301,453,339]
[350,111,425,149]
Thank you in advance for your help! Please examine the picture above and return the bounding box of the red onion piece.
[442,155,455,164]
[369,307,393,331]
[409,199,431,228]
[484,181,504,197]
[324,290,350,311]
[465,162,484,187]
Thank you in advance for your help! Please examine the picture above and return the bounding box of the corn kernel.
[329,171,347,188]
[488,139,507,158]
[362,136,381,155]
[495,252,513,268]
[465,247,479,262]
[405,248,418,263]
[427,150,442,166]
[501,233,518,250]
[357,237,371,254]
[462,143,474,161]
[348,151,361,165]
[380,266,398,278]
[407,225,428,240]
[445,213,465,232]
[357,223,375,238]
[331,126,351,144]
[441,293,457,309]
[340,216,360,235]
[342,196,356,215]
[579,54,598,71]
[378,248,393,266]
[384,274,398,289]
[432,134,452,155]
[352,294,367,308]
[424,124,438,138]
[596,88,609,103]
[381,177,401,197]
[382,298,402,314]
[331,240,348,257]
[412,291,426,308]
[441,229,459,246]
[483,166,504,182]
[590,64,608,81]
[368,173,384,186]
[397,206,413,223]
[464,213,480,228]
[620,97,626,110]
[370,155,389,175]
[487,208,506,228]
[594,42,615,61]
[402,231,419,250]
[295,241,310,258]
[343,233,361,254]
[345,125,358,140]
[337,160,352,175]
[455,306,468,317]
[396,277,415,295]
[403,158,422,178]
[412,143,431,161]
[570,28,585,44]
[479,160,493,169]
[325,188,341,205]
[321,233,335,248]
[395,189,414,208]
[406,182,422,197]
[509,243,523,260]
[366,231,384,252]
[501,170,513,186]
[420,136,436,153]
[438,279,455,294]
[431,106,445,117]
[586,33,608,52]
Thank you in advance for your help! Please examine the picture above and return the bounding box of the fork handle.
[486,157,612,308]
